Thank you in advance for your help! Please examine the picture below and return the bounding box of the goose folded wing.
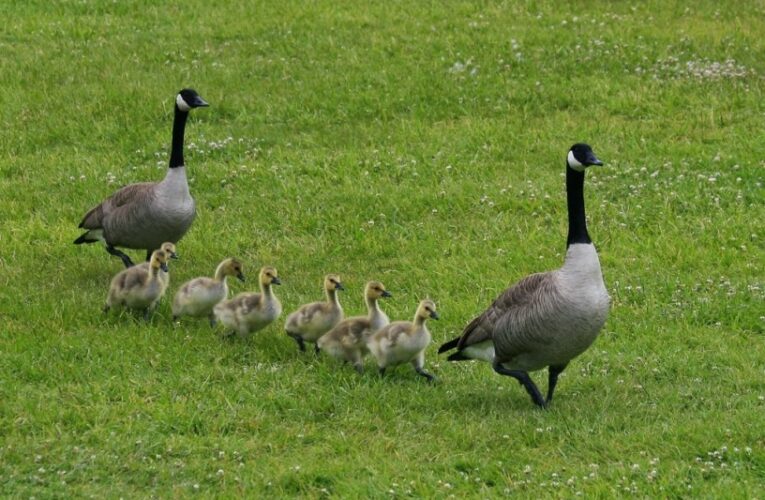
[78,182,156,229]
[459,272,552,350]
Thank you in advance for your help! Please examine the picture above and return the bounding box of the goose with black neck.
[438,144,610,408]
[74,88,208,267]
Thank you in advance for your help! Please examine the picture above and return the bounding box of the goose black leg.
[145,249,154,262]
[208,314,216,328]
[546,363,568,404]
[314,343,321,355]
[493,360,547,408]
[106,245,135,268]
[379,367,386,377]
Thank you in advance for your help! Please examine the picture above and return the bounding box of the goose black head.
[567,143,603,172]
[176,88,209,112]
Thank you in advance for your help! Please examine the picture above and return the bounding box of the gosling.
[367,299,438,381]
[104,249,170,320]
[172,257,245,326]
[136,242,178,295]
[213,266,282,338]
[285,274,345,353]
[317,280,391,373]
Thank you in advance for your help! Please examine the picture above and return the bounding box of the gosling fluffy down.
[285,274,344,352]
[104,249,170,320]
[368,299,438,381]
[213,266,282,338]
[172,257,245,326]
[135,242,178,295]
[317,280,391,373]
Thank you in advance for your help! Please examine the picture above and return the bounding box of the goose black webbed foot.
[415,366,436,383]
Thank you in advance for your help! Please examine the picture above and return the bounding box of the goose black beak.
[237,273,246,283]
[586,154,603,166]
[381,290,392,298]
[430,311,440,320]
[336,283,345,291]
[271,277,282,285]
[191,96,209,108]
[170,252,179,260]
[160,262,169,272]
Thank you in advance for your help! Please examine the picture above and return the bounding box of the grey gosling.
[104,249,170,320]
[172,257,245,326]
[438,144,610,408]
[317,280,391,373]
[75,89,209,267]
[284,274,345,353]
[213,266,282,338]
[368,299,439,382]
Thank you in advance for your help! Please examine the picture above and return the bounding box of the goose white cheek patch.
[567,150,585,171]
[176,94,191,112]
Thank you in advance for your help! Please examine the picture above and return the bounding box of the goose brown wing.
[78,182,156,229]
[457,272,550,350]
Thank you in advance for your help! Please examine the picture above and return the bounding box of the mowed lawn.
[1,0,763,496]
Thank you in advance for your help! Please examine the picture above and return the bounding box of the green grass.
[1,0,764,496]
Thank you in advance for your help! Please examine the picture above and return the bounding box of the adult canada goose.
[284,274,345,353]
[316,281,391,373]
[104,249,170,320]
[172,257,245,326]
[135,241,178,295]
[213,266,282,338]
[368,299,439,381]
[74,88,209,268]
[438,144,610,408]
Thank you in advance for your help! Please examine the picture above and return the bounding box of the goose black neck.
[566,164,591,247]
[168,105,189,169]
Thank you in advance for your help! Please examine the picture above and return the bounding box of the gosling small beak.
[430,311,440,320]
[336,283,345,291]
[381,290,392,298]
[237,273,246,283]
[271,277,282,285]
[160,262,169,272]
[170,252,179,260]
